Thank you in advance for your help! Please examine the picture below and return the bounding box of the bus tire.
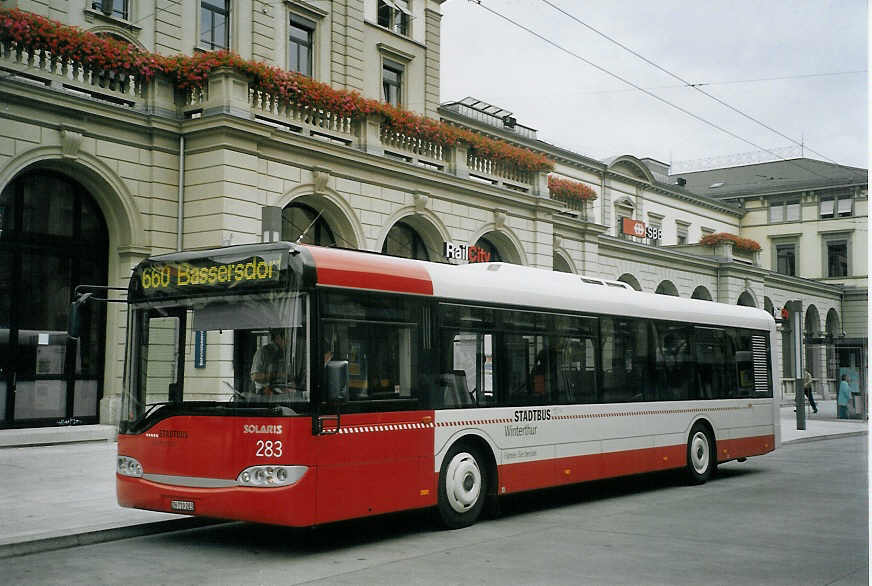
[686,422,716,484]
[437,442,487,529]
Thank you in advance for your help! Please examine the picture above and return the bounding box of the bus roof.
[304,246,774,332]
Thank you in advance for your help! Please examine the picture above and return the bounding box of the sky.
[439,0,868,171]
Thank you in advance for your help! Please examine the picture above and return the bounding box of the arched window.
[382,221,429,260]
[0,171,108,427]
[474,236,503,263]
[282,202,336,247]
[553,253,572,273]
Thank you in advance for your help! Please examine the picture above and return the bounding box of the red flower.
[547,175,598,201]
[699,233,761,252]
[0,8,557,174]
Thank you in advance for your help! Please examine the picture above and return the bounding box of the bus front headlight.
[237,465,307,487]
[117,456,143,477]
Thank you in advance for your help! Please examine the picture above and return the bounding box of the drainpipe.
[600,171,606,226]
[177,135,185,251]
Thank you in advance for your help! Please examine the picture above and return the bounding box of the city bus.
[114,242,778,529]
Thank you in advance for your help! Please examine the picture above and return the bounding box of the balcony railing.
[0,60,558,199]
[0,40,146,108]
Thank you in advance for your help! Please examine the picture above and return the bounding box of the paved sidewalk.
[0,401,866,558]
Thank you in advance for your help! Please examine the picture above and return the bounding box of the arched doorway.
[804,305,822,378]
[0,171,108,427]
[473,231,523,265]
[382,220,430,260]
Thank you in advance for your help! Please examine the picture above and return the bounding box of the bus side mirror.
[325,360,349,403]
[67,293,93,340]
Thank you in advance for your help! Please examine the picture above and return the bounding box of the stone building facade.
[0,0,864,427]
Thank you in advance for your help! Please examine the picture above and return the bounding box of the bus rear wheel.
[686,423,716,484]
[437,442,487,529]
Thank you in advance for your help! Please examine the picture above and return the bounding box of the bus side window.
[654,323,694,401]
[439,331,493,408]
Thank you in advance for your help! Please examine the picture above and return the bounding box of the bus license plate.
[171,499,195,512]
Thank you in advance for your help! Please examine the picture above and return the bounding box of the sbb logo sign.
[645,225,662,240]
[622,218,661,240]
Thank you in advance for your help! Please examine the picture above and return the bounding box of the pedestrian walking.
[837,374,852,419]
[803,369,818,413]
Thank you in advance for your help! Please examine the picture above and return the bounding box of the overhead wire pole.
[467,0,842,182]
[538,0,841,166]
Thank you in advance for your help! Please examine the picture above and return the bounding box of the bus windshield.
[121,291,310,428]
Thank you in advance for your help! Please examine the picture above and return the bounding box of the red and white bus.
[116,243,777,528]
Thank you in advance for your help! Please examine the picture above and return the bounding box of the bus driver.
[251,328,289,394]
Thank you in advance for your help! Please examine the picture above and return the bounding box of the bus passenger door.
[312,302,434,525]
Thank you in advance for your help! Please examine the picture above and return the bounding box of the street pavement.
[0,399,866,559]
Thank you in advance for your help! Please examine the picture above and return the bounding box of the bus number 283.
[255,440,282,457]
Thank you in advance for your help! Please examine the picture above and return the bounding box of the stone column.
[199,67,253,119]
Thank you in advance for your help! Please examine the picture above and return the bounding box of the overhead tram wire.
[468,0,842,183]
[562,70,868,97]
[538,0,842,167]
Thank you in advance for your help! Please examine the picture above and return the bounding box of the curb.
[782,430,868,446]
[0,517,228,559]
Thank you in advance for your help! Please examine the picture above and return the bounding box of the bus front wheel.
[437,442,487,529]
[686,423,716,484]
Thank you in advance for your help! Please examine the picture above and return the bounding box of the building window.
[92,0,129,20]
[700,227,714,238]
[769,198,800,223]
[820,193,853,219]
[382,59,403,106]
[200,0,230,50]
[382,221,429,260]
[776,243,796,276]
[616,216,631,240]
[826,240,848,277]
[288,13,315,77]
[676,222,689,245]
[378,0,410,36]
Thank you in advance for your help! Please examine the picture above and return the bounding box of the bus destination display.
[137,255,283,296]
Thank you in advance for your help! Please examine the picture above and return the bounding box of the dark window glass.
[281,202,335,246]
[323,291,417,324]
[321,295,420,410]
[653,323,694,401]
[22,176,75,237]
[92,0,128,19]
[600,317,653,403]
[288,14,315,76]
[440,304,495,329]
[382,62,402,106]
[1,172,108,425]
[776,244,796,276]
[827,241,848,277]
[0,181,14,237]
[201,0,230,50]
[377,0,409,35]
[695,327,737,399]
[382,221,428,260]
[474,236,503,263]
